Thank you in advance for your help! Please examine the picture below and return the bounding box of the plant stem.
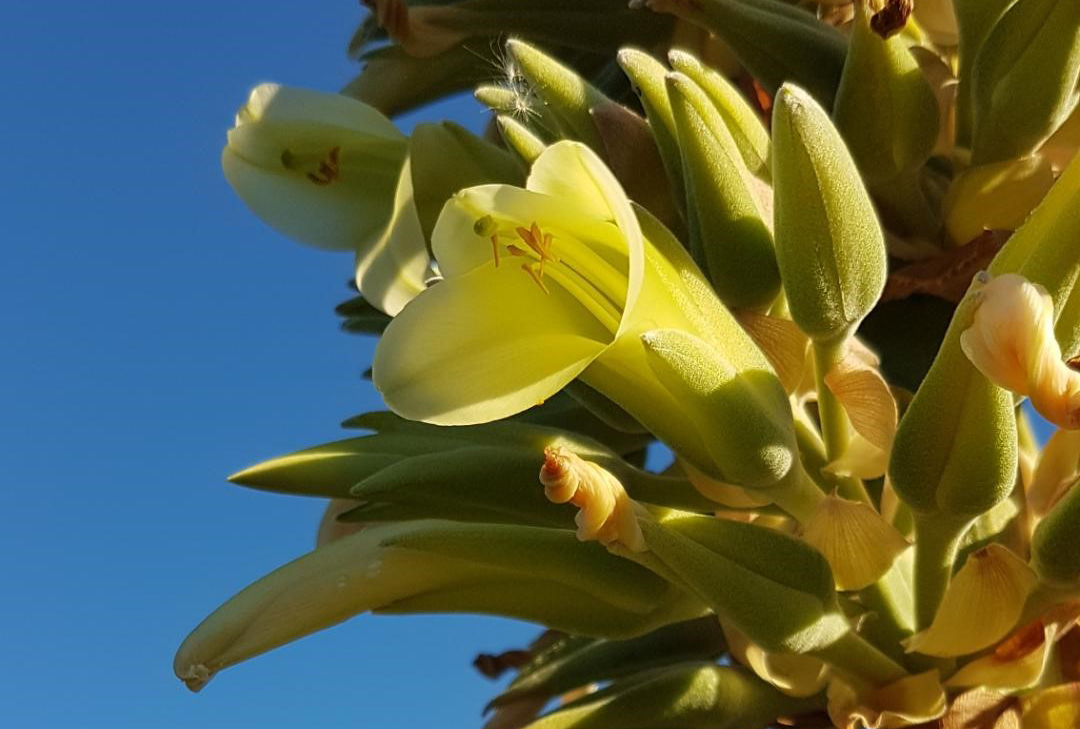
[811,337,871,505]
[912,513,972,630]
[814,629,909,689]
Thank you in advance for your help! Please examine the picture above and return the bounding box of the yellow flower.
[222,83,427,314]
[373,141,791,482]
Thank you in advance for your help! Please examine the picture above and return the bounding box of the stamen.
[304,146,342,186]
[521,263,549,294]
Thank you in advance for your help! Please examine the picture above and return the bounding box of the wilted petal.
[722,622,829,698]
[801,494,910,590]
[1029,428,1080,517]
[1019,682,1080,729]
[961,273,1080,428]
[947,603,1080,690]
[905,544,1037,657]
[540,446,646,552]
[737,310,810,394]
[827,670,947,729]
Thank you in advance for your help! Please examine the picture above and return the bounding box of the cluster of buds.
[179,1,1080,727]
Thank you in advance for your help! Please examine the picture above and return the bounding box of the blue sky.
[1,3,1057,728]
[1,2,534,727]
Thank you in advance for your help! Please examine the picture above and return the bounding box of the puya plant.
[178,0,1080,726]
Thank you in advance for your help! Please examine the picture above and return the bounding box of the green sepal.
[673,0,848,108]
[970,0,1080,164]
[641,328,796,490]
[409,121,525,239]
[490,616,727,709]
[667,49,770,180]
[335,295,391,336]
[666,72,780,310]
[520,662,819,729]
[637,511,847,654]
[771,83,887,341]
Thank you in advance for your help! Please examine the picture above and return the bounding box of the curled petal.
[825,343,898,452]
[961,273,1080,429]
[905,544,1037,657]
[540,447,646,553]
[737,310,810,394]
[947,603,1080,690]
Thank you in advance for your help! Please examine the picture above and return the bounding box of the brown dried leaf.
[881,230,1010,304]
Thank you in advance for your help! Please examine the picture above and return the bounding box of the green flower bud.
[970,0,1080,164]
[644,0,848,108]
[640,329,795,492]
[617,48,685,216]
[990,152,1080,360]
[833,0,939,186]
[506,39,612,150]
[490,617,727,711]
[521,663,818,729]
[174,520,698,691]
[1032,476,1080,586]
[951,0,1015,144]
[496,115,547,164]
[771,84,887,342]
[667,49,771,180]
[666,72,780,310]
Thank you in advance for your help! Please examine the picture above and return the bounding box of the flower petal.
[238,83,403,142]
[801,494,910,590]
[905,544,1037,657]
[222,145,398,251]
[373,262,609,425]
[355,158,429,315]
[827,671,947,729]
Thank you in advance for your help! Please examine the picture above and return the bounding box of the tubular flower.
[960,272,1080,429]
[223,83,427,314]
[540,446,646,553]
[373,141,789,480]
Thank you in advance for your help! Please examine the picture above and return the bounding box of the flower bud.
[969,0,1080,164]
[833,0,940,187]
[667,49,770,180]
[771,83,887,341]
[636,0,848,108]
[497,115,546,164]
[506,39,611,150]
[1032,475,1080,585]
[665,72,780,310]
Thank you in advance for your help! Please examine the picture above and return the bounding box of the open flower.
[373,141,790,482]
[223,83,427,314]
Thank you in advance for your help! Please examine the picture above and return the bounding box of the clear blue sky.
[1,2,535,727]
[1,3,1057,728]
